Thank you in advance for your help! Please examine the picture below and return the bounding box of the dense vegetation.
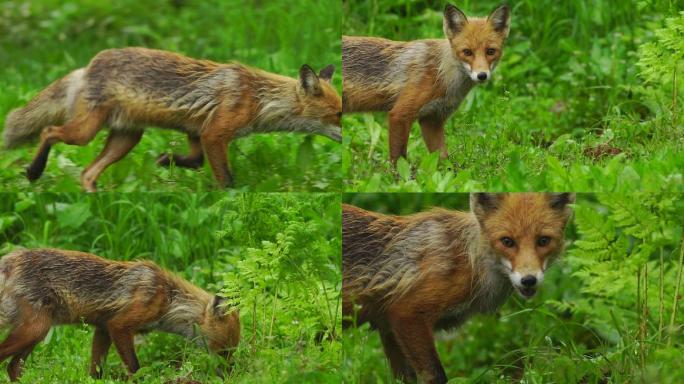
[342,193,684,383]
[343,0,684,192]
[0,0,342,192]
[0,192,341,383]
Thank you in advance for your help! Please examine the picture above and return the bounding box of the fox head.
[471,193,574,298]
[443,3,511,83]
[297,64,342,142]
[199,295,240,359]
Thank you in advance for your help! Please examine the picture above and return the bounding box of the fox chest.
[417,77,474,120]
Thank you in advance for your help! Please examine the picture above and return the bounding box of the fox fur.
[3,47,341,191]
[342,193,574,384]
[342,4,510,163]
[0,248,240,381]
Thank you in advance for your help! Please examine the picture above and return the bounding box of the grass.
[342,0,684,192]
[342,193,684,383]
[0,192,341,383]
[0,0,342,192]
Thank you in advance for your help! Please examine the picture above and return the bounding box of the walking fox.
[342,4,510,163]
[343,193,574,383]
[3,47,342,191]
[0,249,240,381]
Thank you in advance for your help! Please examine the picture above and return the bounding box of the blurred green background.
[0,192,341,383]
[342,193,684,383]
[342,0,684,192]
[0,0,342,192]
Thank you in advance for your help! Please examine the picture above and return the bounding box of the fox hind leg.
[0,308,52,381]
[89,326,112,379]
[7,342,38,382]
[26,106,108,182]
[80,130,143,192]
[156,134,204,169]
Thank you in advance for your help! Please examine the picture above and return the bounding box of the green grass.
[0,0,342,192]
[0,192,341,383]
[343,0,684,192]
[342,193,684,383]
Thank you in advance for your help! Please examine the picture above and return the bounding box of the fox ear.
[211,295,227,318]
[470,193,502,223]
[443,4,468,40]
[488,4,511,37]
[299,64,321,95]
[548,193,575,211]
[318,64,335,83]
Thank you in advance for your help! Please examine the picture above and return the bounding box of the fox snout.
[509,268,544,298]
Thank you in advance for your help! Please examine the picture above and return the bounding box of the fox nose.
[520,275,537,287]
[477,72,488,81]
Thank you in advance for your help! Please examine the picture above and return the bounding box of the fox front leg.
[418,114,449,159]
[380,330,418,382]
[388,313,446,384]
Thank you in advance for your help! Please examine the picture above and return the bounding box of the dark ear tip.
[300,64,315,74]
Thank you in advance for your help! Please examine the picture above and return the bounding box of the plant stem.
[668,242,684,347]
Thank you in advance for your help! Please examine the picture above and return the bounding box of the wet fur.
[0,249,239,381]
[342,4,510,163]
[342,193,573,384]
[4,47,341,190]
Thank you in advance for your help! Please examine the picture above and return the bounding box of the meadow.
[342,0,684,192]
[0,0,342,192]
[342,193,684,383]
[0,192,341,383]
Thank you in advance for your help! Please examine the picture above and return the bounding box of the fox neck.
[239,81,340,141]
[154,277,212,340]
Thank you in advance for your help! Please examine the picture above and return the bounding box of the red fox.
[0,248,240,381]
[342,4,510,164]
[342,193,574,383]
[2,47,342,191]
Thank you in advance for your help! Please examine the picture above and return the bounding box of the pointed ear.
[299,64,321,95]
[211,295,227,318]
[443,4,468,40]
[318,64,335,83]
[470,193,503,224]
[488,4,511,37]
[548,193,575,211]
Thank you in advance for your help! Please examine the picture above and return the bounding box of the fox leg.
[80,131,143,192]
[26,107,108,181]
[387,87,433,165]
[388,314,446,384]
[379,330,417,382]
[89,326,112,379]
[0,309,52,381]
[201,106,253,188]
[107,327,139,376]
[418,115,448,159]
[7,342,37,382]
[157,134,204,169]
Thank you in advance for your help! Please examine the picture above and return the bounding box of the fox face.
[443,4,511,83]
[199,296,240,358]
[471,193,574,298]
[297,64,342,141]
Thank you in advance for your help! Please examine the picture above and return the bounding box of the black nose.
[477,72,488,81]
[520,275,537,287]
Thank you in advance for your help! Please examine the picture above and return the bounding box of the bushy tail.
[3,71,76,148]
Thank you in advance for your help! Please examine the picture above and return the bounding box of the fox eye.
[537,236,551,247]
[462,49,473,56]
[486,48,496,56]
[500,237,516,248]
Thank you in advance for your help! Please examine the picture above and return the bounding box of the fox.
[342,193,574,384]
[2,47,342,191]
[0,248,240,381]
[342,4,511,164]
